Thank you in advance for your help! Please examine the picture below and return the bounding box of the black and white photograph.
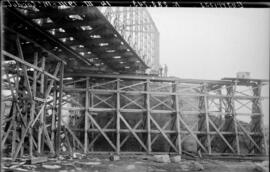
[0,1,269,172]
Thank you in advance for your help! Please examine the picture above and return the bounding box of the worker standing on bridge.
[164,64,168,77]
[159,65,163,77]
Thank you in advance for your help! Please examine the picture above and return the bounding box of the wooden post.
[252,82,267,154]
[56,62,64,156]
[90,86,94,152]
[38,56,45,154]
[29,52,38,158]
[174,81,181,155]
[232,81,240,155]
[116,78,120,154]
[51,85,57,149]
[146,79,151,154]
[11,105,17,159]
[84,77,89,153]
[0,5,2,166]
[203,83,211,154]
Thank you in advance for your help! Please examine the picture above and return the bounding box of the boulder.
[153,155,171,163]
[171,155,181,163]
[178,161,204,171]
[191,161,204,171]
[182,135,197,152]
[126,164,136,170]
[179,163,190,171]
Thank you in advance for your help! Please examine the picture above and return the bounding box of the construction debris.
[110,155,120,161]
[73,152,86,159]
[27,156,48,164]
[42,164,61,169]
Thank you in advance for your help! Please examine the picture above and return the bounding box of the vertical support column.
[116,78,120,154]
[218,89,223,124]
[84,77,89,153]
[11,105,17,159]
[56,62,64,156]
[203,83,211,154]
[51,83,57,148]
[146,79,151,154]
[251,82,267,154]
[174,81,181,155]
[0,4,2,165]
[198,84,205,154]
[232,81,240,155]
[90,85,94,152]
[38,56,45,154]
[29,52,38,158]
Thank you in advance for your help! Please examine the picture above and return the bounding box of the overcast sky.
[148,8,269,125]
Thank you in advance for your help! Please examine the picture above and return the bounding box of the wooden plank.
[121,94,144,109]
[91,79,118,89]
[84,77,89,153]
[151,118,172,145]
[146,79,151,153]
[151,95,174,111]
[88,117,114,149]
[11,105,17,158]
[120,119,143,147]
[203,83,212,154]
[38,57,45,154]
[178,116,207,153]
[119,114,147,151]
[3,51,60,81]
[116,79,120,154]
[120,81,147,90]
[236,120,261,152]
[87,114,116,150]
[51,87,57,150]
[149,115,177,152]
[62,121,84,150]
[92,94,114,108]
[232,82,240,155]
[29,52,38,158]
[30,156,48,164]
[43,126,55,154]
[5,26,66,64]
[56,62,64,156]
[16,37,32,98]
[174,81,182,154]
[208,118,235,153]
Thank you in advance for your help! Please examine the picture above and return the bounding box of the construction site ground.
[2,154,269,172]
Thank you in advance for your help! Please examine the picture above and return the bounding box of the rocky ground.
[1,154,269,172]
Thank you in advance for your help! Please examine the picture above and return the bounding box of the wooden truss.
[2,32,65,160]
[61,74,269,156]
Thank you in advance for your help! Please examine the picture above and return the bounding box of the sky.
[148,8,269,125]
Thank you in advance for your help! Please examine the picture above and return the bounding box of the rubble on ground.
[110,155,120,161]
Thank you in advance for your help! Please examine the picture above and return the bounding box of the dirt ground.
[2,154,269,172]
